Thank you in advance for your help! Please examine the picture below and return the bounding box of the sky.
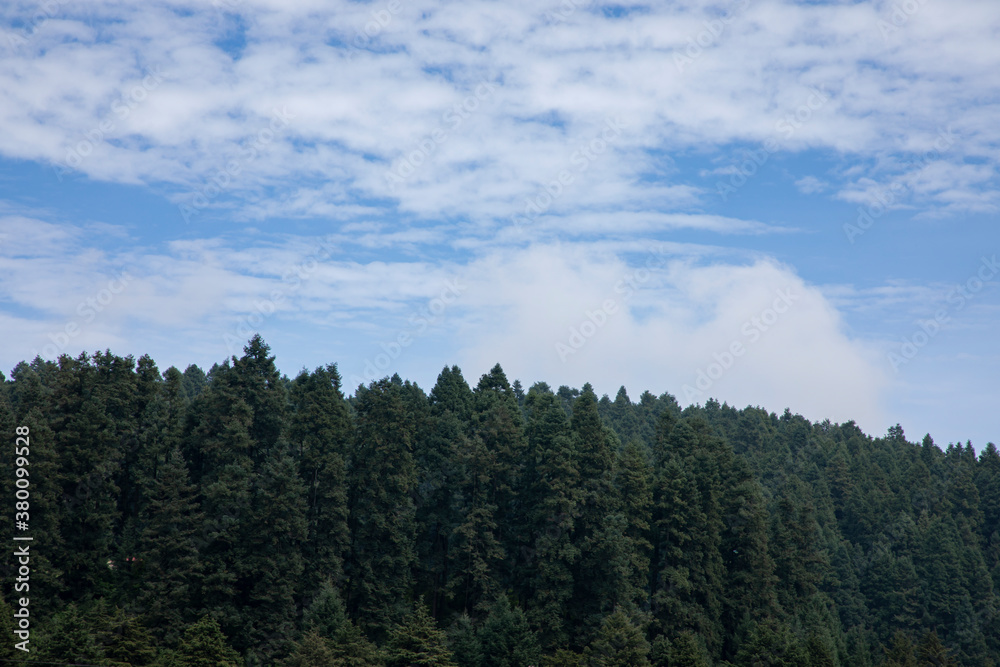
[0,0,997,450]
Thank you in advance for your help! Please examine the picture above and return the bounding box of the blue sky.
[1,0,998,449]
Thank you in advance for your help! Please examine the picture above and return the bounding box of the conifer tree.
[172,616,244,667]
[523,386,580,648]
[290,365,352,594]
[347,377,418,638]
[384,599,457,667]
[569,385,631,636]
[470,364,528,594]
[477,596,540,667]
[583,608,651,667]
[447,613,482,667]
[137,446,203,643]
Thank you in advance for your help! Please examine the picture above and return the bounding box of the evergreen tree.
[916,630,956,666]
[569,385,632,637]
[103,609,159,667]
[614,439,653,619]
[172,616,244,667]
[447,613,482,667]
[470,364,528,597]
[137,446,203,643]
[284,630,338,667]
[477,596,540,667]
[347,377,418,638]
[583,608,651,667]
[290,365,352,594]
[523,386,579,649]
[384,599,457,667]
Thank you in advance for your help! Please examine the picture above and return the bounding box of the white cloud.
[0,0,996,227]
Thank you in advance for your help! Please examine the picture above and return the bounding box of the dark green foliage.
[171,616,244,667]
[347,377,418,638]
[650,631,711,667]
[384,599,456,667]
[447,613,481,667]
[4,341,997,666]
[477,596,540,667]
[285,630,339,667]
[583,607,651,667]
[138,446,203,643]
[290,365,352,593]
[0,594,18,661]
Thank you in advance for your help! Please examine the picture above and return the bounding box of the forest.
[1,335,997,666]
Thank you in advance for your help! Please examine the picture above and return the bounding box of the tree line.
[1,335,997,666]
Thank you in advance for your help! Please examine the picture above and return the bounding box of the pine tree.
[290,365,352,594]
[651,419,725,655]
[470,364,528,596]
[419,367,472,616]
[614,439,653,619]
[137,446,203,643]
[523,386,580,649]
[916,630,956,666]
[284,630,338,667]
[304,570,382,666]
[38,602,107,665]
[173,616,244,667]
[477,596,540,667]
[384,599,457,667]
[660,631,711,667]
[447,613,482,667]
[883,631,917,667]
[583,608,651,667]
[103,609,159,667]
[569,385,630,637]
[347,377,418,638]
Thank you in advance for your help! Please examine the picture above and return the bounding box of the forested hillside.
[1,336,997,666]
